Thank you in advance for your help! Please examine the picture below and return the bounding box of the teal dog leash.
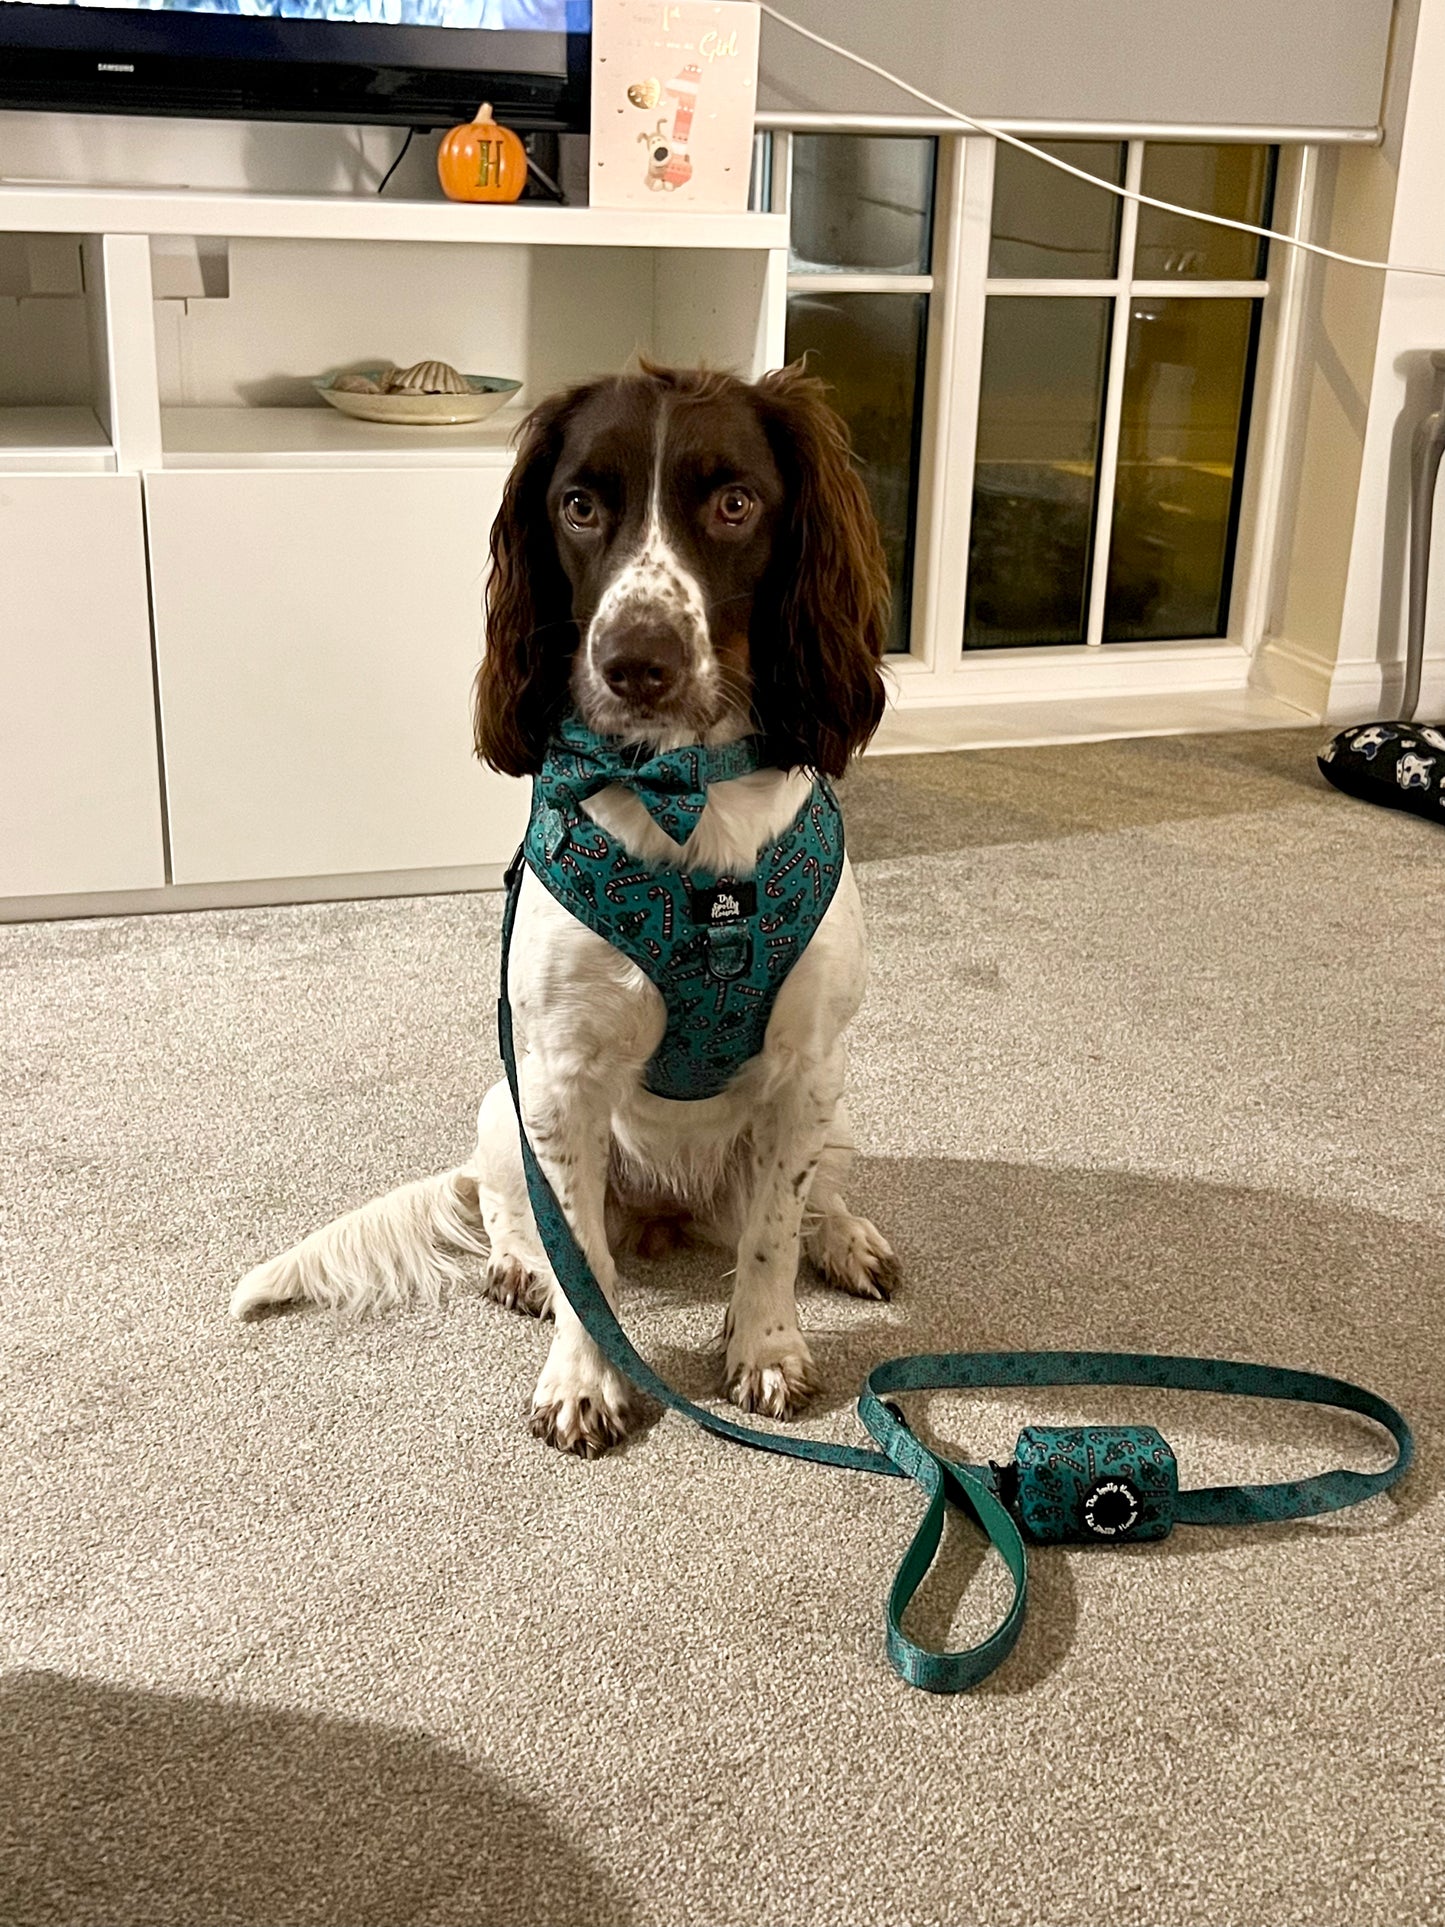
[498,854,1413,1694]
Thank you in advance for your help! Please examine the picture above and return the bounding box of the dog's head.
[472,362,890,778]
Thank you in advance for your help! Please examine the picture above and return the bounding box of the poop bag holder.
[1009,1424,1178,1543]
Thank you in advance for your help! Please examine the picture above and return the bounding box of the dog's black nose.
[594,623,686,708]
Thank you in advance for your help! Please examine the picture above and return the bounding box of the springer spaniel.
[232,362,899,1456]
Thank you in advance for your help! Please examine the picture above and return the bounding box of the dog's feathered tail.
[229,1167,487,1321]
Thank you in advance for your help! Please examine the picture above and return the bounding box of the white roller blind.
[757,0,1395,132]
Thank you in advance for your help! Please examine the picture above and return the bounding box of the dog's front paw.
[808,1211,901,1301]
[529,1349,638,1458]
[481,1253,553,1319]
[724,1328,819,1420]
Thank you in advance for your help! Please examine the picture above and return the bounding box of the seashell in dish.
[330,373,384,394]
[383,359,472,396]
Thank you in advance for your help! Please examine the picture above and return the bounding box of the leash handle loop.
[861,1350,1414,1527]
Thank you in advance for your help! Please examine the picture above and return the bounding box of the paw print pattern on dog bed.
[1318,721,1445,821]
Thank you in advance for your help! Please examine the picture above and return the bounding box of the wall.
[1260,149,1401,705]
[1328,0,1445,718]
[1261,0,1445,722]
[0,110,440,197]
[0,108,588,200]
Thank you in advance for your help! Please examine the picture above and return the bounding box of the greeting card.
[590,0,761,211]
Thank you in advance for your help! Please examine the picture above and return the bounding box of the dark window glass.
[988,140,1125,280]
[1134,144,1276,281]
[786,292,928,654]
[789,134,936,275]
[964,297,1112,649]
[1104,297,1261,642]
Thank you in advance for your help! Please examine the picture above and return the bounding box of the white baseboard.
[1320,657,1445,723]
[1322,659,1391,722]
[1249,633,1337,716]
[1258,631,1445,726]
[0,859,511,924]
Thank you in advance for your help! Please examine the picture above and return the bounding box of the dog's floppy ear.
[751,362,891,778]
[472,384,593,777]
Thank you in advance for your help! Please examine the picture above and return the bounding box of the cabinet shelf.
[160,405,523,470]
[0,407,114,474]
[0,184,789,252]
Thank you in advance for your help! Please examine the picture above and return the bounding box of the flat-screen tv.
[0,0,590,131]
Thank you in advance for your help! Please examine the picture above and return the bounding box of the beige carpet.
[2,728,1442,1927]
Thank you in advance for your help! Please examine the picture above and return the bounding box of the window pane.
[1104,297,1259,643]
[988,140,1125,279]
[785,292,927,654]
[1134,144,1276,280]
[789,134,936,275]
[965,297,1111,649]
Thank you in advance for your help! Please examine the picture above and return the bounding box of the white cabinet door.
[0,473,164,898]
[145,466,528,884]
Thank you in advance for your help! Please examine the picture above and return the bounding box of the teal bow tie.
[538,718,765,848]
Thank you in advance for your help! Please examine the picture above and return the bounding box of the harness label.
[689,880,757,925]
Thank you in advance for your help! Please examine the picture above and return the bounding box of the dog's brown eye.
[562,489,598,530]
[715,486,755,527]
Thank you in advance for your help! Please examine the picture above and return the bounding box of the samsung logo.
[96,62,136,73]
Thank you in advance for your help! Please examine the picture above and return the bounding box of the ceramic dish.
[314,371,522,426]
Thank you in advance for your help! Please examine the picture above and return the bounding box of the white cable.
[759,1,1445,284]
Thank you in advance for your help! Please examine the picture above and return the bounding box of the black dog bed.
[1318,722,1445,822]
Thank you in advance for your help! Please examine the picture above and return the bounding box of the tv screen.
[0,0,591,130]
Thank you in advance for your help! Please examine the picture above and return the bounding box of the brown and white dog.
[232,362,900,1456]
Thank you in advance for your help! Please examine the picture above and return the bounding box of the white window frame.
[770,130,1318,712]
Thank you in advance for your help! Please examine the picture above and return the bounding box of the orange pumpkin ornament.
[437,102,528,204]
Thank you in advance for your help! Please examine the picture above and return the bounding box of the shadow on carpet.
[1,1669,637,1927]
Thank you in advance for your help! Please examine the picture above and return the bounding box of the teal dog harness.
[497,734,1415,1694]
[521,719,844,1100]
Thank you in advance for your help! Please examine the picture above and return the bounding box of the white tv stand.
[0,184,788,920]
